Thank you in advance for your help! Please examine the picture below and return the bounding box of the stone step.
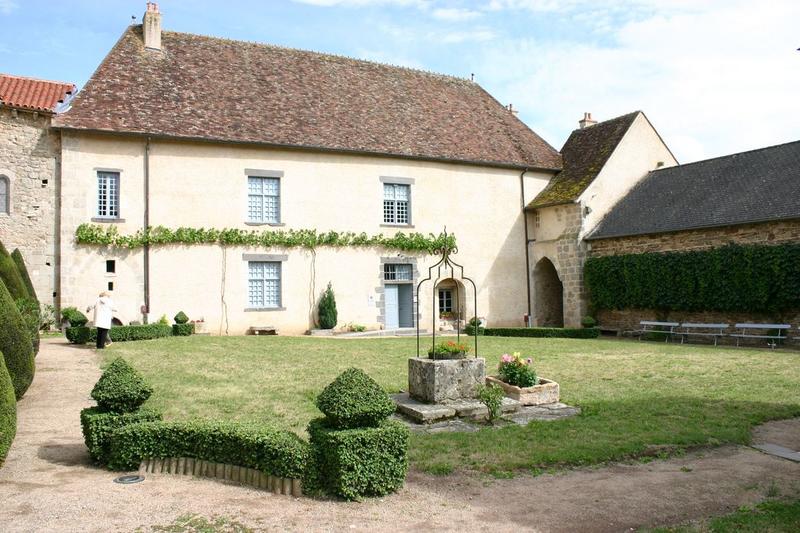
[391,392,520,424]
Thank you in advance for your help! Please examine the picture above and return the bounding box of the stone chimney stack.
[143,2,162,51]
[578,112,597,129]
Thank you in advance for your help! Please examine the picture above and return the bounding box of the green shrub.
[477,384,504,424]
[498,353,537,387]
[65,324,172,344]
[0,351,16,466]
[584,243,800,313]
[482,327,600,339]
[91,358,153,413]
[172,323,195,336]
[306,418,409,500]
[80,407,162,464]
[0,281,35,399]
[581,316,597,328]
[15,298,40,356]
[174,311,189,324]
[10,249,37,304]
[107,420,310,479]
[157,314,169,325]
[0,242,29,301]
[61,306,88,327]
[318,282,337,329]
[315,368,396,429]
[465,317,485,336]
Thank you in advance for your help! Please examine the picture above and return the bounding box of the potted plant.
[427,340,470,359]
[485,352,560,405]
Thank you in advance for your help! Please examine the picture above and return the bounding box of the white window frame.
[381,179,412,226]
[96,171,120,219]
[0,176,8,214]
[383,263,413,282]
[246,169,283,225]
[247,261,282,309]
[438,288,453,314]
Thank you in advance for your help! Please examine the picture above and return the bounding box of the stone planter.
[408,357,485,403]
[485,376,560,405]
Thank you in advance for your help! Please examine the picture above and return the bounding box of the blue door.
[398,284,414,327]
[385,285,399,329]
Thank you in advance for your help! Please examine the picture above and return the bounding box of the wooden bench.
[248,326,277,336]
[678,323,729,346]
[633,321,679,342]
[730,323,790,349]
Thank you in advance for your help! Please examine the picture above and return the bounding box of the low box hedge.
[306,418,409,500]
[171,323,195,336]
[482,327,600,339]
[66,324,172,344]
[80,407,162,464]
[107,420,310,480]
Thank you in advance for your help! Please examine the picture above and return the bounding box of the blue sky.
[1,0,798,162]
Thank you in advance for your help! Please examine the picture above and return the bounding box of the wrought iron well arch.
[415,230,478,358]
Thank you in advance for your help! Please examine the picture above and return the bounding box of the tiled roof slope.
[54,26,562,170]
[588,140,800,240]
[528,111,639,208]
[0,73,75,113]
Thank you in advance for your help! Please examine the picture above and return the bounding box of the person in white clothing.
[87,291,116,349]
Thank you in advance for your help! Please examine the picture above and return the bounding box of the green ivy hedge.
[107,420,310,480]
[80,407,162,464]
[0,351,16,466]
[75,224,456,254]
[66,324,173,344]
[482,327,600,339]
[584,243,800,313]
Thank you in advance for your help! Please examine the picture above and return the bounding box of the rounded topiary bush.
[173,311,189,324]
[0,242,29,301]
[315,368,395,429]
[0,351,16,466]
[61,307,88,327]
[11,249,37,304]
[0,280,35,400]
[91,358,153,413]
[581,316,597,328]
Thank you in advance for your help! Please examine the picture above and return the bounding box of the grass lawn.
[105,336,800,475]
[650,499,800,532]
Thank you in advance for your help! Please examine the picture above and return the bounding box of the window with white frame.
[383,263,412,281]
[438,289,453,314]
[248,261,281,308]
[248,176,280,223]
[383,183,410,224]
[97,171,120,219]
[0,176,8,214]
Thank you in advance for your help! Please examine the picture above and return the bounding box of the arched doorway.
[435,278,467,332]
[533,257,564,327]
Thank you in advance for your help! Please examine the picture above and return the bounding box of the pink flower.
[527,358,533,364]
[500,353,512,363]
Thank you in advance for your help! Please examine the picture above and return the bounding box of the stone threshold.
[751,443,800,463]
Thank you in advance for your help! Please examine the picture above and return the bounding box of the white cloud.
[477,0,800,162]
[0,0,18,15]
[431,7,481,21]
[292,0,428,6]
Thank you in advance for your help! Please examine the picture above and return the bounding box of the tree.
[0,280,35,399]
[0,242,29,301]
[318,282,338,330]
[11,249,37,303]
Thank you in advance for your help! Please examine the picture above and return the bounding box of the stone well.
[408,357,485,403]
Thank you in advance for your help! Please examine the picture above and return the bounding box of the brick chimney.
[578,112,597,129]
[143,2,162,51]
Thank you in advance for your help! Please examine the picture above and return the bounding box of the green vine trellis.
[75,223,456,254]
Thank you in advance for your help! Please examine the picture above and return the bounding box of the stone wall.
[589,219,800,342]
[0,108,59,305]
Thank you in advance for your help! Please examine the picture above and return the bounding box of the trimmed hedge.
[66,324,172,344]
[80,407,161,464]
[315,368,395,429]
[584,243,800,313]
[0,242,29,301]
[171,323,194,336]
[61,307,88,327]
[107,420,310,479]
[482,327,600,339]
[15,298,40,356]
[174,311,189,324]
[0,280,35,399]
[306,418,409,500]
[10,249,37,304]
[92,358,153,413]
[0,351,16,466]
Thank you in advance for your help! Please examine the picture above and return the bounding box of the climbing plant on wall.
[584,243,800,314]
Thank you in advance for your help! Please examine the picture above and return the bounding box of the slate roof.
[54,26,562,170]
[0,73,75,114]
[527,112,640,209]
[588,140,800,240]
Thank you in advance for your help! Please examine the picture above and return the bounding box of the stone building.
[0,74,75,305]
[586,140,800,331]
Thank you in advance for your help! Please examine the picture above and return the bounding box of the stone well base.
[408,357,485,403]
[485,376,560,405]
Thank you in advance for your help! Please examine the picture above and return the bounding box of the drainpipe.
[143,137,151,324]
[520,168,532,325]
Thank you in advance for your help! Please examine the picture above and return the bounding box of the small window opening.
[106,260,116,273]
[108,281,114,291]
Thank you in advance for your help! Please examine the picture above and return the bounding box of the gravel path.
[1,338,798,532]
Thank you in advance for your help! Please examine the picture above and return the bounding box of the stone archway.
[435,278,467,331]
[534,257,564,327]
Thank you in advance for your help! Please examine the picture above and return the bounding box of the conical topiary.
[174,311,189,324]
[315,368,395,429]
[11,249,37,304]
[0,350,16,466]
[0,242,29,301]
[318,282,337,330]
[91,358,153,413]
[0,280,35,399]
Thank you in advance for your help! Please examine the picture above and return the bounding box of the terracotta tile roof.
[528,112,640,209]
[53,26,561,170]
[0,73,75,114]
